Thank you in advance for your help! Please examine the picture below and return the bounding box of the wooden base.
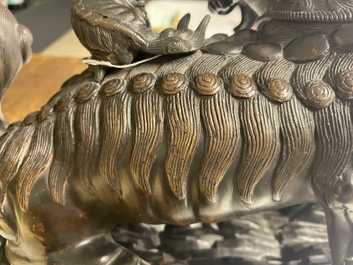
[2,54,86,123]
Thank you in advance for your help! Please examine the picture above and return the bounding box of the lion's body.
[1,49,353,239]
[2,0,353,262]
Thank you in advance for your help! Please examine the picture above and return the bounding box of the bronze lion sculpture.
[0,0,353,264]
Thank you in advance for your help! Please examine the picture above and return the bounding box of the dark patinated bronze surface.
[1,0,353,264]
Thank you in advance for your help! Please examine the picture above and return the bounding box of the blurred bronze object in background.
[208,0,268,30]
[1,0,353,264]
[0,1,32,130]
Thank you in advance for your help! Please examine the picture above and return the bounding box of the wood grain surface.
[3,54,87,123]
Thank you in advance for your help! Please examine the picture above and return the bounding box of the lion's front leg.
[48,233,149,265]
[1,174,149,265]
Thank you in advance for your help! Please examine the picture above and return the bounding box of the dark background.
[14,0,72,52]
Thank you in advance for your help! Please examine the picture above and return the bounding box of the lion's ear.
[17,24,33,64]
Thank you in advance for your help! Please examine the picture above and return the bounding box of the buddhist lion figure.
[1,0,353,264]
